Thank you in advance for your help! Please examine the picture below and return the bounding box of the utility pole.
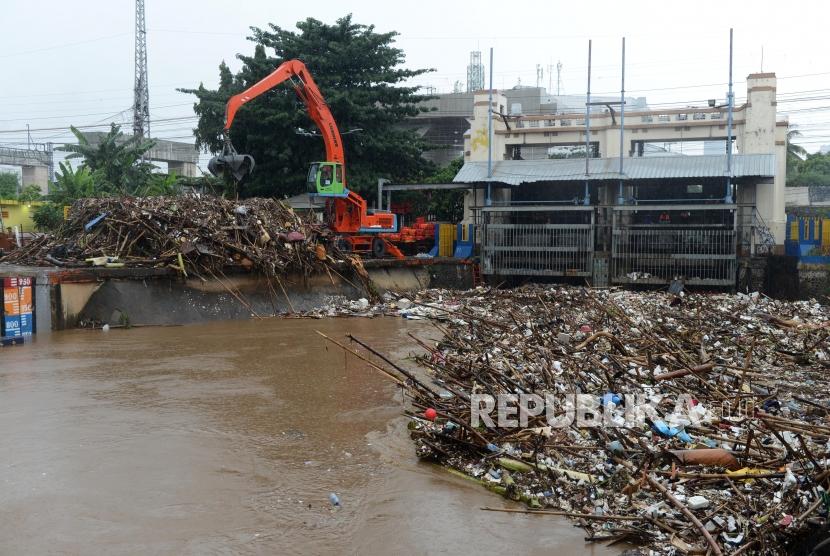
[486,47,494,207]
[547,63,553,93]
[725,28,734,204]
[556,61,562,96]
[133,0,151,138]
[583,42,591,206]
[618,37,626,205]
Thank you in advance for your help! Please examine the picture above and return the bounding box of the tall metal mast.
[133,0,150,138]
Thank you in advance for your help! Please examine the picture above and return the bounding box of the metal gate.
[482,206,594,277]
[611,205,737,286]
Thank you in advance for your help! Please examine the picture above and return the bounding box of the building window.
[693,112,707,120]
[658,114,670,122]
[560,119,572,126]
[528,120,539,127]
[641,115,654,123]
[711,112,723,119]
[516,119,526,128]
[545,119,556,127]
[677,113,688,121]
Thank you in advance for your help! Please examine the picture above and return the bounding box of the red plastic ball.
[424,408,437,421]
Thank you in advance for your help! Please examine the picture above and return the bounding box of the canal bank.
[0,258,474,330]
[0,316,612,555]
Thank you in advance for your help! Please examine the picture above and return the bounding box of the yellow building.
[0,199,46,234]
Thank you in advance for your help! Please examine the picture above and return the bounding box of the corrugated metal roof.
[453,154,776,185]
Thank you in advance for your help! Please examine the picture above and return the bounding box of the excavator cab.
[307,162,346,196]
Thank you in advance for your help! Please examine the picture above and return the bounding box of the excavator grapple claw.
[208,153,256,181]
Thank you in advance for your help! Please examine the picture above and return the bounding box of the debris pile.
[2,195,337,278]
[354,287,830,554]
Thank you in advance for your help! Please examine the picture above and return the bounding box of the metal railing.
[482,207,594,277]
[611,205,737,286]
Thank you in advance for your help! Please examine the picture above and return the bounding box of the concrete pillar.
[739,73,786,245]
[167,162,200,178]
[463,90,509,226]
[467,90,508,163]
[21,165,49,195]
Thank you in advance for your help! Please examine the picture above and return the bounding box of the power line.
[0,115,198,134]
[0,32,131,59]
[0,103,193,123]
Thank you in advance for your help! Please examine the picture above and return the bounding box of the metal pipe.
[584,39,591,206]
[725,28,734,203]
[618,37,625,205]
[486,47,494,207]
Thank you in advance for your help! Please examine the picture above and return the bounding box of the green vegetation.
[17,184,43,202]
[395,158,465,222]
[58,124,157,195]
[0,173,43,201]
[786,126,830,187]
[31,125,195,231]
[0,172,19,198]
[181,14,436,198]
[788,151,830,187]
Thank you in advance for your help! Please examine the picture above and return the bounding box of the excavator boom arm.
[224,59,345,164]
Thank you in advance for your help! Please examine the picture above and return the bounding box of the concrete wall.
[50,263,474,329]
[738,73,788,246]
[0,200,47,233]
[797,263,830,300]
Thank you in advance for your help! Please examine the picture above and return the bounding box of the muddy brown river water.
[0,317,619,555]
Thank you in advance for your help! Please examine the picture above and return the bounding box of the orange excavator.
[208,59,434,258]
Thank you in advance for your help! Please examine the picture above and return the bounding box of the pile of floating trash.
[1,195,338,278]
[341,286,830,554]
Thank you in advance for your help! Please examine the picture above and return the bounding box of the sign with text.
[1,276,35,339]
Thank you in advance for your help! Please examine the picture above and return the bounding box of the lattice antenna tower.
[466,51,485,93]
[133,0,150,138]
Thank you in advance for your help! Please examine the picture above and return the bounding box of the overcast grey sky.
[1,0,829,172]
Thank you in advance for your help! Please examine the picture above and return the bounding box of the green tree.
[48,162,96,205]
[31,203,64,231]
[17,184,43,202]
[788,151,830,187]
[58,123,156,195]
[30,162,96,232]
[0,172,19,198]
[180,14,436,198]
[395,157,465,222]
[786,127,808,175]
[139,172,181,197]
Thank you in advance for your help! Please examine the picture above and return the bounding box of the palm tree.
[58,124,156,195]
[787,126,808,172]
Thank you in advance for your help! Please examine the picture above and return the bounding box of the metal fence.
[482,207,594,276]
[611,205,737,286]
